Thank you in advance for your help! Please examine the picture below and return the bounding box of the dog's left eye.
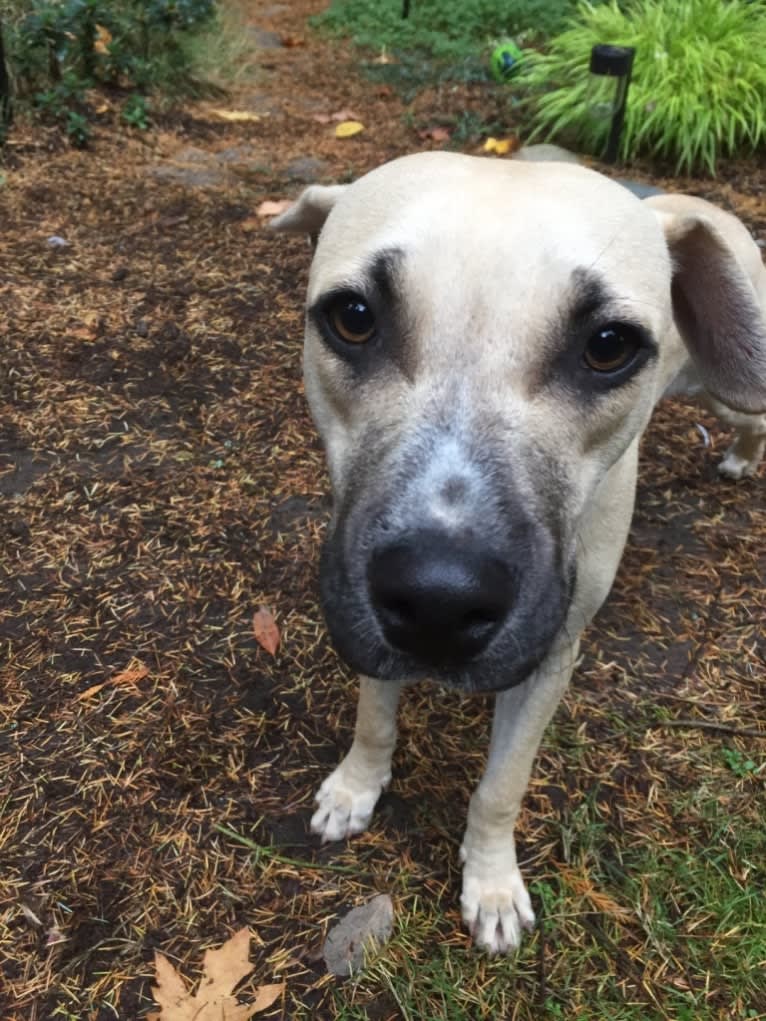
[584,324,643,374]
[326,293,376,345]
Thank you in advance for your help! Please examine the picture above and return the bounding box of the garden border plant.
[515,0,766,175]
[0,0,218,146]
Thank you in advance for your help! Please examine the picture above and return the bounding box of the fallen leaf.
[312,108,363,125]
[250,984,284,1012]
[335,120,364,139]
[483,136,515,155]
[253,607,280,655]
[94,24,112,55]
[148,928,284,1020]
[255,199,292,218]
[210,109,262,123]
[418,126,451,142]
[280,35,304,47]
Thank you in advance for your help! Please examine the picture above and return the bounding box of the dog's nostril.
[368,530,513,665]
[380,597,412,626]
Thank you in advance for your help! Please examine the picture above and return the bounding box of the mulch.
[0,2,764,1019]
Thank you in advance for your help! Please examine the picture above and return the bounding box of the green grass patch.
[313,0,589,60]
[328,774,766,1020]
[516,0,766,173]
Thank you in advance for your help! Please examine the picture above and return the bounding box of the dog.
[271,152,766,953]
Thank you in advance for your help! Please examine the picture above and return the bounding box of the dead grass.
[0,2,765,1019]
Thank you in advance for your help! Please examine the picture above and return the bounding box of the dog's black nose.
[368,531,512,665]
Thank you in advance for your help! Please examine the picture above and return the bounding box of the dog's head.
[273,153,766,692]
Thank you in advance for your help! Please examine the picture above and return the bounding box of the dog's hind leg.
[706,396,766,479]
[459,639,578,954]
[311,676,402,842]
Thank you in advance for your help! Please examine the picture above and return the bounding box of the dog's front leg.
[460,639,578,953]
[311,675,402,842]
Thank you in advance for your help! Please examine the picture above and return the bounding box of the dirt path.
[1,3,764,1018]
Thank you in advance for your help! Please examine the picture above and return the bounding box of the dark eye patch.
[308,247,415,379]
[545,269,657,395]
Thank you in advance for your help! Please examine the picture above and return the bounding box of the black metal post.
[589,45,635,164]
[402,0,411,18]
[605,52,634,162]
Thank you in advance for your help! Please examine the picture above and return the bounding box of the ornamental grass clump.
[517,0,766,174]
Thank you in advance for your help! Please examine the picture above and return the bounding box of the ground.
[1,2,765,1020]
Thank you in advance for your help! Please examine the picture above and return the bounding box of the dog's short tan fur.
[273,153,766,953]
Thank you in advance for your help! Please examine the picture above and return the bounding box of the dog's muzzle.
[368,528,513,666]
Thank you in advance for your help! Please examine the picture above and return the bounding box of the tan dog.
[272,153,766,953]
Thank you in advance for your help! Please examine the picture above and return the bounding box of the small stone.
[323,894,394,977]
[285,157,329,183]
[250,28,283,49]
[111,266,129,282]
[46,235,70,248]
[513,143,581,164]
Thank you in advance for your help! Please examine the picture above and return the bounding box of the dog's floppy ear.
[653,207,766,414]
[269,184,348,236]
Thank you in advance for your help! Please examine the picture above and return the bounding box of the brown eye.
[584,325,641,373]
[327,294,376,344]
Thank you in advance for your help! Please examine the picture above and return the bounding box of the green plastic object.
[490,40,524,82]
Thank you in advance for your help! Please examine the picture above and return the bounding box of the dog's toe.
[461,869,535,954]
[718,450,759,480]
[310,765,388,842]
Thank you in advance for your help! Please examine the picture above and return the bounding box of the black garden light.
[587,44,635,163]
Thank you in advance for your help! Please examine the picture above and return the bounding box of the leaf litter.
[0,0,764,1017]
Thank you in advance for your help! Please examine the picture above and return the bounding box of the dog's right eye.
[325,293,376,345]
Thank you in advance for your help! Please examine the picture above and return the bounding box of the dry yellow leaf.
[210,109,262,123]
[94,24,112,55]
[335,120,364,138]
[483,137,514,155]
[147,928,284,1020]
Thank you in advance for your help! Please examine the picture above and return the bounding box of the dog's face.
[274,154,766,692]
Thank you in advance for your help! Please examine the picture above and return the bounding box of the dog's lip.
[327,616,547,693]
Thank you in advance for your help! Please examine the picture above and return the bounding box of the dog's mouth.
[319,524,574,694]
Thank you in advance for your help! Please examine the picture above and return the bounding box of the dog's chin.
[323,615,557,695]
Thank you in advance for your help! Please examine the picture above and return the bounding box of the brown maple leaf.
[147,928,283,1021]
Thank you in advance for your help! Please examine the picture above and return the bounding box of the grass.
[329,776,766,1020]
[516,0,766,173]
[312,0,591,62]
[182,0,262,93]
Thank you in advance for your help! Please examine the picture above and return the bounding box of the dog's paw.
[460,862,535,954]
[310,764,389,843]
[718,449,759,480]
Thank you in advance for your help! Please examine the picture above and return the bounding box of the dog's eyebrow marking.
[367,247,405,301]
[310,246,416,379]
[566,267,613,325]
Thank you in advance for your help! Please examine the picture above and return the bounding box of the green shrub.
[516,0,766,174]
[313,0,593,63]
[3,0,217,143]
